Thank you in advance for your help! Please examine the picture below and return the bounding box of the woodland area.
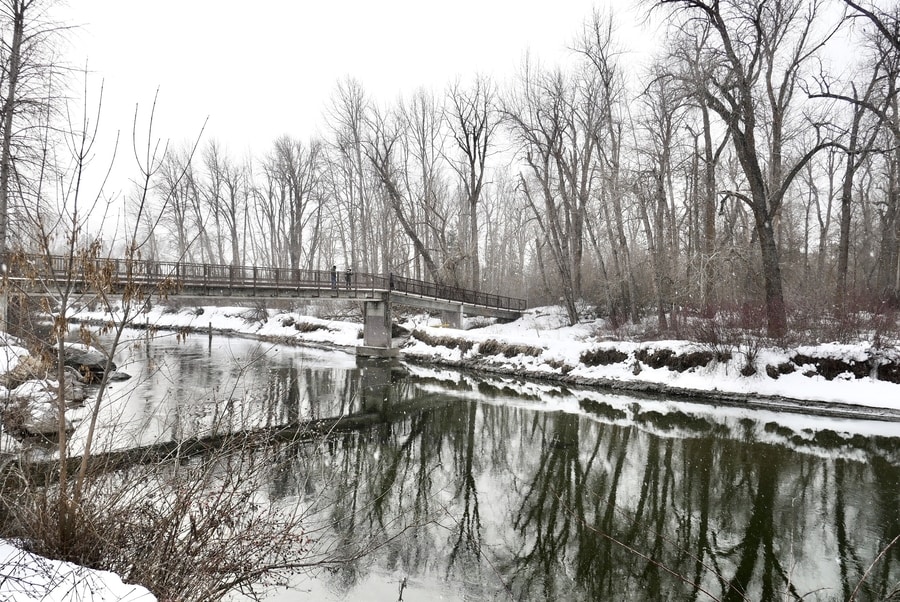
[1,2,900,600]
[3,1,900,341]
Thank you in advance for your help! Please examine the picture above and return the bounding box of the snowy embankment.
[73,303,900,418]
[400,308,900,419]
[0,540,154,601]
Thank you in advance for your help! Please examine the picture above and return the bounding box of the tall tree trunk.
[654,171,670,330]
[0,0,25,257]
[701,103,718,317]
[756,215,787,337]
[380,175,441,282]
[640,189,669,331]
[836,113,862,307]
[585,217,616,322]
[469,197,480,288]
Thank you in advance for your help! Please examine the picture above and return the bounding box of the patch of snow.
[0,336,28,374]
[0,540,155,601]
[795,342,873,362]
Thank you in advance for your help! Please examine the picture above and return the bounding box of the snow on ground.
[0,332,29,373]
[91,304,365,347]
[0,540,154,601]
[0,334,35,452]
[399,306,900,411]
[70,303,900,411]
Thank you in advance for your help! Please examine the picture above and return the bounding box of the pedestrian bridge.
[3,253,527,355]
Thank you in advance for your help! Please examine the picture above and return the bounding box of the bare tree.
[325,78,381,273]
[0,0,64,255]
[403,89,457,282]
[193,141,251,266]
[834,88,880,305]
[842,0,900,53]
[219,152,250,266]
[481,172,532,297]
[671,27,731,317]
[155,145,201,262]
[199,140,228,264]
[365,101,443,283]
[577,11,639,325]
[446,76,497,288]
[812,4,900,303]
[504,60,599,325]
[634,66,689,331]
[656,0,842,337]
[257,136,324,270]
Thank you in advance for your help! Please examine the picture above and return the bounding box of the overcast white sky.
[58,1,650,161]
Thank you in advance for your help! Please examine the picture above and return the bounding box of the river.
[86,329,900,601]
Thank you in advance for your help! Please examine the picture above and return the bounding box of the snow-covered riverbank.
[72,303,900,419]
[0,540,153,601]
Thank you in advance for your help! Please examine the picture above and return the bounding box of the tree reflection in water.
[271,367,900,601]
[105,335,900,600]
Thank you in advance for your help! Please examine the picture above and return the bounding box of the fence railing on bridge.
[4,253,527,313]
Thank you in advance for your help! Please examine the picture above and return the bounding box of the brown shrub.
[410,330,474,353]
[876,361,900,384]
[478,339,542,358]
[635,348,675,369]
[792,354,872,380]
[580,348,629,366]
[668,351,714,372]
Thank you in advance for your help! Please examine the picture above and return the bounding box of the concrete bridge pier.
[441,304,463,329]
[358,296,398,357]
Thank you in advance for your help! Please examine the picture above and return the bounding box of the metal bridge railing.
[4,253,527,312]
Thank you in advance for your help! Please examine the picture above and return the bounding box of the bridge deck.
[4,254,526,318]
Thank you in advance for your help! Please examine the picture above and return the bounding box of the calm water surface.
[97,330,900,601]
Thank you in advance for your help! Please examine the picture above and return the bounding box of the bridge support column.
[361,297,393,351]
[441,304,463,329]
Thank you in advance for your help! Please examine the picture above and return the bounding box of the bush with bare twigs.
[2,428,366,601]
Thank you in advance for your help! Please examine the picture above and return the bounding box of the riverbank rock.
[0,355,50,389]
[63,345,115,384]
[105,370,132,382]
[1,380,73,438]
